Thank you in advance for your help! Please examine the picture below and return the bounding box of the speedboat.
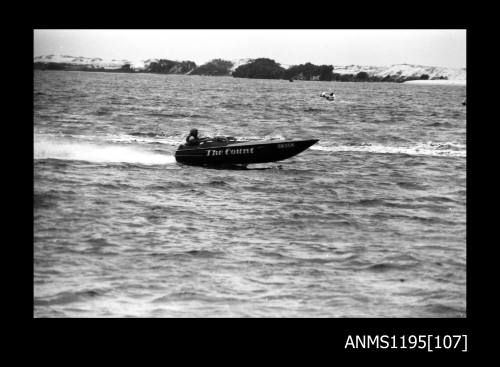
[175,136,319,166]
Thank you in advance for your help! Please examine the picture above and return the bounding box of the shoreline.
[33,69,466,85]
[403,79,466,86]
[34,55,466,84]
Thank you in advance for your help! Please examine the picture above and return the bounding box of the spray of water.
[34,137,176,165]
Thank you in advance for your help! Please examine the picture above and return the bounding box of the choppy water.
[34,71,466,317]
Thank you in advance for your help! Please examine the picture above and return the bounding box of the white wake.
[34,137,175,165]
[311,142,466,158]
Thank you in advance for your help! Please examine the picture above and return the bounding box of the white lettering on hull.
[206,147,255,156]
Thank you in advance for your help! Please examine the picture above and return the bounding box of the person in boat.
[185,128,201,146]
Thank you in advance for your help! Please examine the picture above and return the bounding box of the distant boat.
[462,98,466,106]
[321,92,335,101]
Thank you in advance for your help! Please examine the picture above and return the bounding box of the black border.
[27,13,475,356]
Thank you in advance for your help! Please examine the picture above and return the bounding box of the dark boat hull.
[175,139,319,166]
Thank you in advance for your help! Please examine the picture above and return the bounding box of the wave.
[34,289,104,306]
[34,136,175,165]
[34,190,59,210]
[365,262,417,272]
[426,122,454,127]
[424,303,465,317]
[311,141,465,158]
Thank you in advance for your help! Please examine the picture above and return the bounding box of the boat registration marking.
[278,143,294,149]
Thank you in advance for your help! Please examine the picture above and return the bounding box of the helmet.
[190,128,198,136]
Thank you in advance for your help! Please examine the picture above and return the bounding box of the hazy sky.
[34,29,466,68]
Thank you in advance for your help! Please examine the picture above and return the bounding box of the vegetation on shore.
[33,57,451,83]
[33,61,139,73]
[33,62,135,72]
[230,59,337,81]
[329,72,445,83]
[190,59,234,76]
[232,59,446,82]
[232,58,286,79]
[144,59,197,74]
[284,63,334,81]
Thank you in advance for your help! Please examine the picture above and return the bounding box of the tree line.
[232,58,444,82]
[34,57,446,82]
[232,59,336,81]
